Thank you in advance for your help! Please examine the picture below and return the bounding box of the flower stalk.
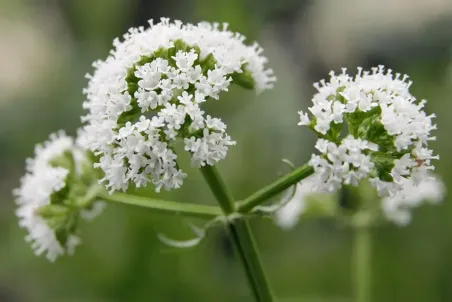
[353,225,372,302]
[98,191,222,219]
[237,164,314,213]
[200,165,275,302]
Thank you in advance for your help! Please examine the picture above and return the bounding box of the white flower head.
[13,131,104,262]
[80,18,276,193]
[382,175,445,226]
[299,66,438,197]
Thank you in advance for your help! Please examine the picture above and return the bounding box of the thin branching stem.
[200,165,275,302]
[99,191,222,219]
[237,164,314,213]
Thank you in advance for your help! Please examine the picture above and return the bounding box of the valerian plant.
[14,18,442,302]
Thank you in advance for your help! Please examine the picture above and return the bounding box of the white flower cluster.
[13,132,103,262]
[299,66,438,197]
[382,176,445,226]
[309,136,378,192]
[276,173,445,229]
[81,18,275,193]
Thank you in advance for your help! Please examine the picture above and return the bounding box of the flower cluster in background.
[80,18,276,193]
[382,176,445,226]
[275,173,445,229]
[13,132,104,261]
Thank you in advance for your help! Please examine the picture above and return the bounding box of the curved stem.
[237,164,314,213]
[98,191,222,219]
[354,225,372,302]
[200,165,274,302]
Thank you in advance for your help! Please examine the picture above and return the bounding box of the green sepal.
[45,215,68,231]
[336,85,346,95]
[49,183,70,205]
[231,64,255,90]
[79,158,98,186]
[37,204,70,219]
[86,151,106,183]
[50,150,75,174]
[325,122,343,143]
[201,53,217,75]
[358,115,394,152]
[116,102,141,128]
[371,152,395,182]
[54,213,79,247]
[39,207,80,247]
[173,39,189,53]
[345,106,381,138]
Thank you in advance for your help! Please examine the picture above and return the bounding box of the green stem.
[98,192,222,219]
[237,164,314,213]
[354,225,372,302]
[199,165,235,214]
[233,220,274,301]
[228,221,264,301]
[200,165,275,302]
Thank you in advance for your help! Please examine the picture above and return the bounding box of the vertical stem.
[200,165,275,302]
[354,225,372,302]
[199,165,235,214]
[232,219,274,301]
[228,221,266,301]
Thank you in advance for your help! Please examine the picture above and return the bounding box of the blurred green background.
[1,0,452,301]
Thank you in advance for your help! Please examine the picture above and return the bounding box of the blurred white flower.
[13,131,104,262]
[382,176,445,226]
[275,175,320,229]
[299,66,438,197]
[80,18,276,193]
